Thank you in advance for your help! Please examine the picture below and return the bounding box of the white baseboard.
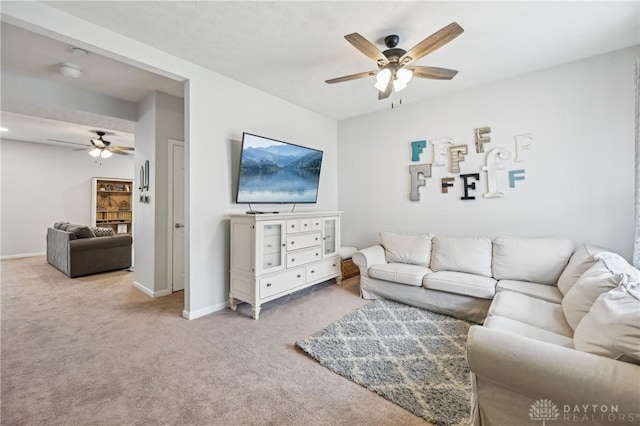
[1,252,46,260]
[182,300,229,320]
[133,281,172,298]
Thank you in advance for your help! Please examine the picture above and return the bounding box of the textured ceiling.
[45,1,640,120]
[1,1,638,148]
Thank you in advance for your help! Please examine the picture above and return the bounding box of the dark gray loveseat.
[47,227,132,278]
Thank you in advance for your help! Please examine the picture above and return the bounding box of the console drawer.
[306,257,340,282]
[286,232,321,251]
[260,268,305,298]
[287,247,322,268]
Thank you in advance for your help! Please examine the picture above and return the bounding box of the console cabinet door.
[322,216,339,258]
[258,220,285,274]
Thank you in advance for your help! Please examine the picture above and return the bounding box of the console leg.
[229,297,237,311]
[252,305,261,320]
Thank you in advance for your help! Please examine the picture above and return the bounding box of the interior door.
[170,141,185,292]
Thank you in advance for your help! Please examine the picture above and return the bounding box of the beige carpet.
[1,256,429,425]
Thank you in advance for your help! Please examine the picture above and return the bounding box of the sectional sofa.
[47,224,132,278]
[352,232,640,426]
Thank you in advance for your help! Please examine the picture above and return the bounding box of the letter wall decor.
[406,127,532,202]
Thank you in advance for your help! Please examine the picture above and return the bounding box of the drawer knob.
[282,244,286,247]
[315,237,319,241]
[267,262,272,266]
[297,274,301,278]
[291,224,295,228]
[266,283,272,287]
[304,223,308,227]
[291,241,295,245]
[315,253,319,256]
[267,244,272,248]
[291,258,296,262]
[332,264,336,267]
[310,270,315,274]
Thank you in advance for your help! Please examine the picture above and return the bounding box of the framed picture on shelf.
[117,224,128,234]
[124,184,130,192]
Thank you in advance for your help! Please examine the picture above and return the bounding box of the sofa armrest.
[467,326,640,413]
[352,245,386,277]
[47,227,72,275]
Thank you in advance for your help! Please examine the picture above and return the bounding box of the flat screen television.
[235,132,323,204]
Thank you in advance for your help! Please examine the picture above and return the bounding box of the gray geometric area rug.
[296,300,472,426]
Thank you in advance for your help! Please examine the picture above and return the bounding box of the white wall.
[0,139,134,257]
[2,3,339,319]
[338,46,639,259]
[134,91,185,296]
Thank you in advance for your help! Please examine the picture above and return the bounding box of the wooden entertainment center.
[229,211,341,319]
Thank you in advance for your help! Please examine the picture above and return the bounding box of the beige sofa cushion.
[574,280,640,364]
[492,236,573,285]
[430,236,492,277]
[556,244,604,295]
[368,263,432,287]
[423,271,496,299]
[379,231,432,267]
[496,280,563,304]
[484,316,574,348]
[489,291,573,337]
[562,259,626,330]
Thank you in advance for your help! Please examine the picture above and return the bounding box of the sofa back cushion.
[573,279,640,364]
[492,236,573,285]
[65,225,95,239]
[430,236,492,277]
[562,258,627,330]
[557,244,605,295]
[379,232,432,267]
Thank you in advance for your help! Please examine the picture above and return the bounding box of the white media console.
[229,212,342,319]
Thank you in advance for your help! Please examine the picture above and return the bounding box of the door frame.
[167,139,186,292]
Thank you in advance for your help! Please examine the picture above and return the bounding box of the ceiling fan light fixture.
[101,149,113,159]
[374,68,392,91]
[89,148,102,157]
[397,68,413,84]
[59,62,82,78]
[393,78,408,92]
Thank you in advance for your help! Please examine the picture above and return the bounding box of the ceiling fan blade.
[325,70,378,84]
[47,138,88,147]
[400,22,464,65]
[378,78,393,100]
[113,146,134,151]
[109,148,131,156]
[407,66,459,80]
[344,33,388,64]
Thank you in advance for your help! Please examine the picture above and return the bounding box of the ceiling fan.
[48,130,134,158]
[325,22,464,100]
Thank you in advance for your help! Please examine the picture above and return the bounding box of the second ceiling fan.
[326,22,464,99]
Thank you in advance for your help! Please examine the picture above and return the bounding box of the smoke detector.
[59,62,82,78]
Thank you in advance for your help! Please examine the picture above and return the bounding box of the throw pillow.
[574,279,640,364]
[430,236,493,277]
[557,244,605,295]
[562,259,626,330]
[90,226,115,237]
[59,223,72,231]
[492,236,574,285]
[379,231,432,267]
[66,225,95,239]
[596,252,640,281]
[53,221,70,229]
